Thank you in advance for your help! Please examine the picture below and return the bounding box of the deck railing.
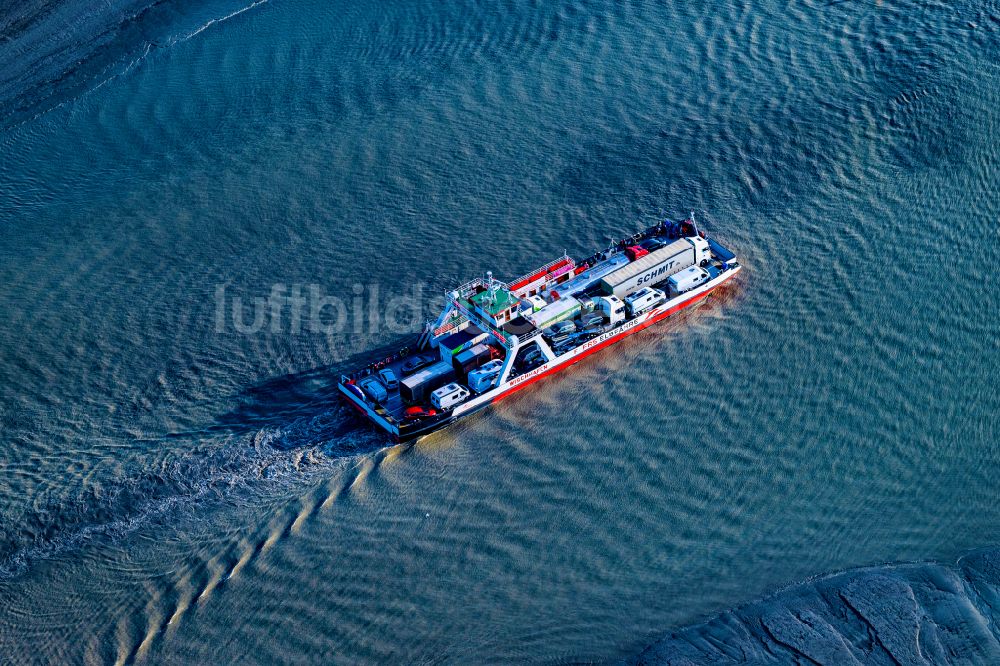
[509,253,572,291]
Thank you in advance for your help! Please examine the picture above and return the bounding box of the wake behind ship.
[340,215,741,441]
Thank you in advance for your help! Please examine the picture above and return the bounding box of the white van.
[667,265,711,297]
[624,287,665,317]
[430,383,471,410]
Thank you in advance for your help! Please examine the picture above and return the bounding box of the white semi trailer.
[599,237,710,299]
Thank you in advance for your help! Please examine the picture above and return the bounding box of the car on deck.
[401,353,437,376]
[578,312,605,330]
[542,320,576,339]
[357,376,388,404]
[403,405,438,420]
[638,237,667,252]
[377,368,398,390]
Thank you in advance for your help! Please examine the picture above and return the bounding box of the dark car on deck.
[638,237,667,252]
[578,312,605,330]
[401,353,437,376]
[542,320,576,339]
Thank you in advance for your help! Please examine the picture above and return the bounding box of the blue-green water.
[1,0,998,662]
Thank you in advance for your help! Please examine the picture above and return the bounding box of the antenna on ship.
[690,211,699,237]
[486,270,496,307]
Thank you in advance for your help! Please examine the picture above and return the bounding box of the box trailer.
[549,254,628,300]
[453,343,493,377]
[523,294,547,312]
[437,324,488,363]
[400,361,456,404]
[528,296,581,330]
[599,238,707,299]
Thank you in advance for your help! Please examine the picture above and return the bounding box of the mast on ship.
[486,270,497,308]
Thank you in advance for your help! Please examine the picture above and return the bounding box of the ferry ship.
[339,214,741,441]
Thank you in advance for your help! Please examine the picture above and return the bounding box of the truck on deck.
[400,361,456,404]
[599,237,711,299]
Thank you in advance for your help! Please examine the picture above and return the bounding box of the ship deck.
[351,354,425,425]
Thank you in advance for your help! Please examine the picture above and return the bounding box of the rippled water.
[1,0,999,662]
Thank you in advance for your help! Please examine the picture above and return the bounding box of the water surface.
[1,0,998,662]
